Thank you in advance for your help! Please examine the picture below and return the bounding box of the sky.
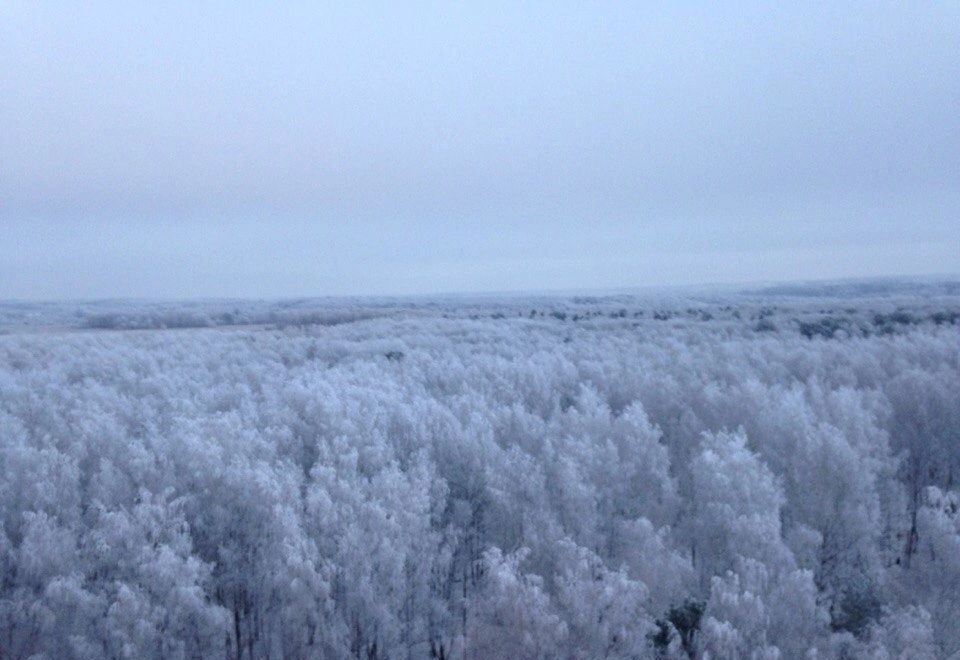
[1,3,958,300]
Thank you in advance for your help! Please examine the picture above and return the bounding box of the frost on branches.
[0,286,958,658]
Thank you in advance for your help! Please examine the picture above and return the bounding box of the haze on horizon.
[2,3,958,300]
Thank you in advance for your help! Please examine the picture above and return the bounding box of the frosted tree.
[463,548,567,660]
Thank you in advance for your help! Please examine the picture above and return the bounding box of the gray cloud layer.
[2,3,958,298]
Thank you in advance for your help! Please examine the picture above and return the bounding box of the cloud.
[1,3,958,297]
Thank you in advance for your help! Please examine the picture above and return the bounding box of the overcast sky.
[2,3,958,299]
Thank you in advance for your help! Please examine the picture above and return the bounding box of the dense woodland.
[1,285,959,658]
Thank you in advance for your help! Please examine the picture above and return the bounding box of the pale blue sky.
[2,2,958,299]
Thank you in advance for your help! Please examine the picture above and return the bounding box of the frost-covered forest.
[1,282,959,659]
